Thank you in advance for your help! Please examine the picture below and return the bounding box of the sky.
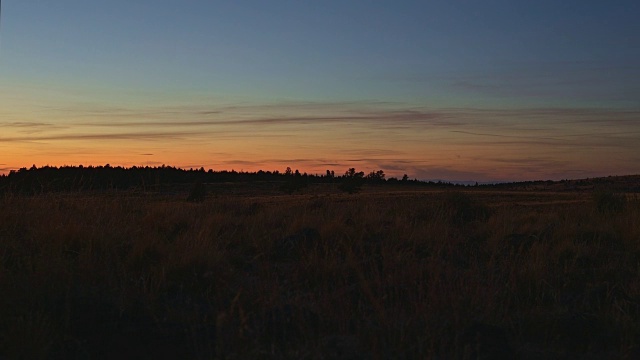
[1,1,639,182]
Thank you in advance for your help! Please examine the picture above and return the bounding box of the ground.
[0,184,639,359]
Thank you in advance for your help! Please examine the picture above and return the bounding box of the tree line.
[0,165,467,195]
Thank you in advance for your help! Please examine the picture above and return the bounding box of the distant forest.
[0,165,440,195]
[1,165,637,195]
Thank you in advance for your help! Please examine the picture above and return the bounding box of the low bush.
[593,190,626,214]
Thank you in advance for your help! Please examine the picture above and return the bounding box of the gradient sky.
[1,1,639,181]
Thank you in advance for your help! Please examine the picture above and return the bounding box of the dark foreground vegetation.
[1,168,640,359]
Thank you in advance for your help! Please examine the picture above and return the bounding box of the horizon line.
[3,163,638,185]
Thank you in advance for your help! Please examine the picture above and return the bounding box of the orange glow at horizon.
[2,100,640,182]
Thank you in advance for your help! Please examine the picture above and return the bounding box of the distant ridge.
[485,174,640,192]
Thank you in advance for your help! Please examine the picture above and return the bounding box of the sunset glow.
[1,1,639,181]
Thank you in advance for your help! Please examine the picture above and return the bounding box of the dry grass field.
[0,186,639,359]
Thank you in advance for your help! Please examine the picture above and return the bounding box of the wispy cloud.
[71,110,459,129]
[0,131,203,142]
[0,122,55,127]
[445,61,640,104]
[0,130,296,143]
[2,99,639,181]
[0,121,68,134]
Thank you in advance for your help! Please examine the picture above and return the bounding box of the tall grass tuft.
[593,190,626,214]
[187,181,207,202]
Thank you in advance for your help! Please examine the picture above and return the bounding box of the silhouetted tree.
[366,170,385,182]
[339,168,365,194]
[280,172,308,194]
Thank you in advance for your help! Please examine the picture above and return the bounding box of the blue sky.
[1,1,639,181]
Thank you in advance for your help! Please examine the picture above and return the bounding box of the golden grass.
[0,189,639,358]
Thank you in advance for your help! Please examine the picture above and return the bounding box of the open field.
[1,186,639,359]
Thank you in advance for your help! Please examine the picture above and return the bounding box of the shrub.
[444,191,491,224]
[338,180,364,194]
[280,177,308,194]
[187,181,207,202]
[339,168,365,194]
[593,191,626,214]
